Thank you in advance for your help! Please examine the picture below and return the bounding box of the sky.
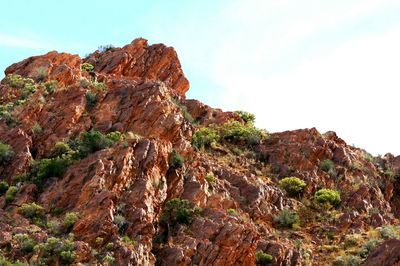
[1,0,400,155]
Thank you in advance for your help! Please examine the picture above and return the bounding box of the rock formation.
[0,38,399,265]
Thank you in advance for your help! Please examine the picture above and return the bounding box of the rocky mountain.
[0,38,400,266]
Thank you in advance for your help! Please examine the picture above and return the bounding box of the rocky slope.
[0,38,400,266]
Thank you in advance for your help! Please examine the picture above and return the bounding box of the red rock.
[364,239,400,266]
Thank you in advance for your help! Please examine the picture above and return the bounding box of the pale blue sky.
[1,1,400,155]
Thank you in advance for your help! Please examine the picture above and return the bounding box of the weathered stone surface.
[85,38,189,96]
[364,239,400,266]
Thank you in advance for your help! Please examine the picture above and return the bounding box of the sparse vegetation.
[32,122,43,135]
[320,159,334,172]
[5,186,17,203]
[0,142,14,165]
[37,236,76,265]
[0,181,9,195]
[314,189,341,206]
[235,110,256,125]
[274,210,300,228]
[81,63,94,72]
[255,251,273,265]
[160,199,196,227]
[220,120,268,146]
[13,233,36,253]
[170,150,184,169]
[63,212,79,230]
[192,127,219,150]
[278,177,306,197]
[43,80,58,94]
[18,202,45,220]
[29,155,73,188]
[98,44,115,52]
[86,91,97,108]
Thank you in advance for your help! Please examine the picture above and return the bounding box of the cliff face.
[0,38,399,266]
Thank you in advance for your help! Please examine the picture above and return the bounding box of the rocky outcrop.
[1,37,400,265]
[5,51,82,85]
[364,239,400,266]
[85,38,189,96]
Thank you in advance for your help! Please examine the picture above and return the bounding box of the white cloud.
[184,0,400,155]
[0,33,51,50]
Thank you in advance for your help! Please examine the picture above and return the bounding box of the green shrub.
[18,202,45,220]
[47,219,61,235]
[320,159,334,172]
[113,214,127,234]
[49,142,73,158]
[39,236,76,264]
[93,81,107,91]
[64,212,79,230]
[0,110,18,127]
[32,122,43,135]
[30,156,73,188]
[274,210,300,228]
[103,254,115,264]
[332,255,362,266]
[77,129,114,157]
[170,150,184,169]
[105,242,114,250]
[255,251,273,265]
[13,233,35,253]
[43,80,58,94]
[235,110,256,125]
[278,177,306,197]
[5,186,17,203]
[205,173,216,185]
[5,74,35,89]
[192,127,219,149]
[160,199,195,227]
[95,237,104,245]
[0,181,9,195]
[314,189,341,206]
[121,235,136,246]
[220,120,268,146]
[81,63,94,72]
[227,208,239,216]
[98,44,115,52]
[0,142,14,165]
[378,225,400,239]
[86,91,97,108]
[358,239,381,258]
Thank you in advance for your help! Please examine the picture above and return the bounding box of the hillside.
[0,38,400,266]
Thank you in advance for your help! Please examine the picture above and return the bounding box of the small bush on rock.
[0,181,9,195]
[63,212,79,231]
[13,233,36,253]
[81,63,94,72]
[18,202,45,220]
[5,186,17,203]
[86,91,97,108]
[320,159,334,172]
[235,110,256,125]
[255,251,273,265]
[278,177,306,197]
[274,210,300,229]
[170,150,184,169]
[160,199,196,227]
[0,142,14,165]
[314,189,341,206]
[192,127,219,150]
